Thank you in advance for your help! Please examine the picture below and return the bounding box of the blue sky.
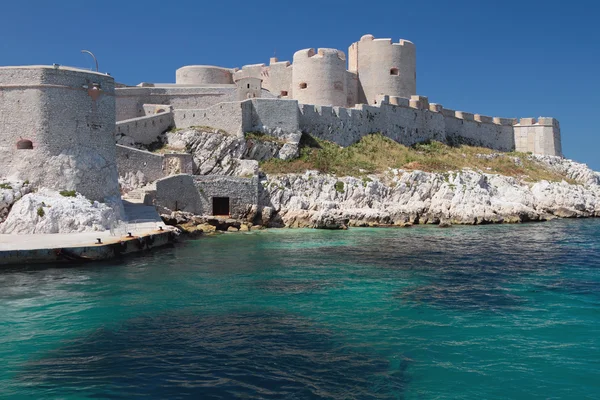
[1,0,598,170]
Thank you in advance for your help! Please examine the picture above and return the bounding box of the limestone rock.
[0,179,32,224]
[0,188,122,234]
[259,161,600,227]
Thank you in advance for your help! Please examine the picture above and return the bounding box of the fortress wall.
[116,144,166,184]
[0,66,120,201]
[116,111,173,145]
[176,66,234,85]
[298,99,445,147]
[292,48,348,107]
[115,86,238,121]
[172,100,253,136]
[444,112,515,151]
[349,35,417,105]
[514,118,562,156]
[142,104,173,115]
[250,99,300,140]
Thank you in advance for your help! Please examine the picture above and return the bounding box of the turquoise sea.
[1,219,599,399]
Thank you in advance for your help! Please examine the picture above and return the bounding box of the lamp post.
[81,50,98,72]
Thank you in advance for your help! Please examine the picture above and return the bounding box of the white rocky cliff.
[259,156,600,228]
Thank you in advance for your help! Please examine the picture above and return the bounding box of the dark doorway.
[212,197,230,216]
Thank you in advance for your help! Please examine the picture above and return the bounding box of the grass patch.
[37,207,45,217]
[334,181,345,193]
[260,133,573,183]
[59,190,77,197]
[0,183,12,190]
[245,131,286,145]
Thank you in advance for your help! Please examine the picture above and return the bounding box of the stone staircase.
[122,183,157,206]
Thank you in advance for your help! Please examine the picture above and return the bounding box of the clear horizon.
[1,0,597,170]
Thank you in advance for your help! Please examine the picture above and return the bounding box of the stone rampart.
[115,86,239,121]
[0,66,120,201]
[299,99,445,147]
[443,109,515,151]
[250,99,301,140]
[172,100,253,136]
[116,144,166,184]
[116,111,173,145]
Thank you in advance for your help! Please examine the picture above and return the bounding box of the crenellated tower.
[292,48,347,107]
[349,34,416,105]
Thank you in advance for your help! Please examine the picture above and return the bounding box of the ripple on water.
[18,311,410,399]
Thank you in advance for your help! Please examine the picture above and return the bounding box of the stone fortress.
[115,33,562,157]
[0,33,565,223]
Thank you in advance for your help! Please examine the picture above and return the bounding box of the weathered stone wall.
[116,111,173,145]
[299,99,446,147]
[250,99,300,140]
[155,174,203,214]
[442,110,515,151]
[0,66,120,201]
[115,86,239,121]
[194,175,258,218]
[172,100,253,136]
[116,145,166,184]
[153,174,258,218]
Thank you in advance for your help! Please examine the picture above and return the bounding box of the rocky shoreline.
[2,151,599,235]
[255,155,600,229]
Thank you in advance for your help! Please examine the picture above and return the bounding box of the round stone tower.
[348,34,416,105]
[291,48,347,107]
[176,65,234,85]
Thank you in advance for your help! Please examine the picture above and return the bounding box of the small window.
[247,84,250,89]
[280,90,288,97]
[390,68,399,76]
[299,82,307,89]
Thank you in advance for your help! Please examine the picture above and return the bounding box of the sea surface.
[1,219,599,399]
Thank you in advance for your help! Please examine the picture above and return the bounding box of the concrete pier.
[0,202,176,266]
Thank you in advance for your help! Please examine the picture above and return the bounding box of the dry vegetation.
[261,133,572,183]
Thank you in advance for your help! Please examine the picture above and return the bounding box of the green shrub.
[0,183,12,190]
[334,181,345,193]
[37,207,45,217]
[59,190,77,197]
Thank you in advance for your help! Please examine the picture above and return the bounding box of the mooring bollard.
[96,238,102,244]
